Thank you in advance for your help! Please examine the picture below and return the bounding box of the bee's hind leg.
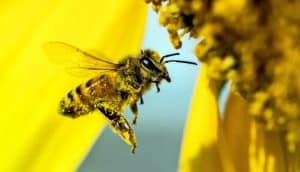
[110,115,137,154]
[97,106,137,153]
[130,103,138,125]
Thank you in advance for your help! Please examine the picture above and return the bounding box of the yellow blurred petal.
[222,92,251,172]
[179,65,223,172]
[0,0,147,171]
[249,122,288,172]
[223,93,288,172]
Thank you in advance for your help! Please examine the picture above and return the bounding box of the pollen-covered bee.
[43,41,197,153]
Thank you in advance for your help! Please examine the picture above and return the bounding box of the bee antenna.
[164,60,197,65]
[160,52,180,63]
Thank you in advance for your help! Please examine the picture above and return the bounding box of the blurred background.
[79,8,229,172]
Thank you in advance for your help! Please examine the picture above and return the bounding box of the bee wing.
[43,41,119,77]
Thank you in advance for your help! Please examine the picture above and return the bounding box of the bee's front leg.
[155,82,160,93]
[130,103,138,125]
[110,115,137,154]
[139,95,144,104]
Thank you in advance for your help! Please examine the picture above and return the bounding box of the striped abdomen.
[59,75,116,118]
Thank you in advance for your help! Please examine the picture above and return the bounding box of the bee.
[43,41,197,154]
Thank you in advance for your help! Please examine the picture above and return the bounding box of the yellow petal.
[248,122,287,172]
[179,65,223,172]
[222,92,251,172]
[223,92,289,172]
[0,0,147,171]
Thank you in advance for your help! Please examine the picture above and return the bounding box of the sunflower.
[146,0,300,171]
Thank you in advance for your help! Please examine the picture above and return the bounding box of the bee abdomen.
[59,84,93,118]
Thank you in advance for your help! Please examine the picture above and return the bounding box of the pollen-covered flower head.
[146,0,300,153]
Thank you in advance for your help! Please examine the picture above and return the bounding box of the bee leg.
[140,96,144,105]
[130,103,138,125]
[155,82,160,93]
[110,115,137,154]
[97,106,137,153]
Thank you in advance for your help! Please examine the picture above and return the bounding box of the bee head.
[140,49,171,83]
[139,49,197,83]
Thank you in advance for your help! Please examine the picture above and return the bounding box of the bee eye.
[141,58,154,69]
[141,58,162,73]
[141,58,150,66]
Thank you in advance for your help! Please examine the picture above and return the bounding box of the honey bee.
[43,41,197,154]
